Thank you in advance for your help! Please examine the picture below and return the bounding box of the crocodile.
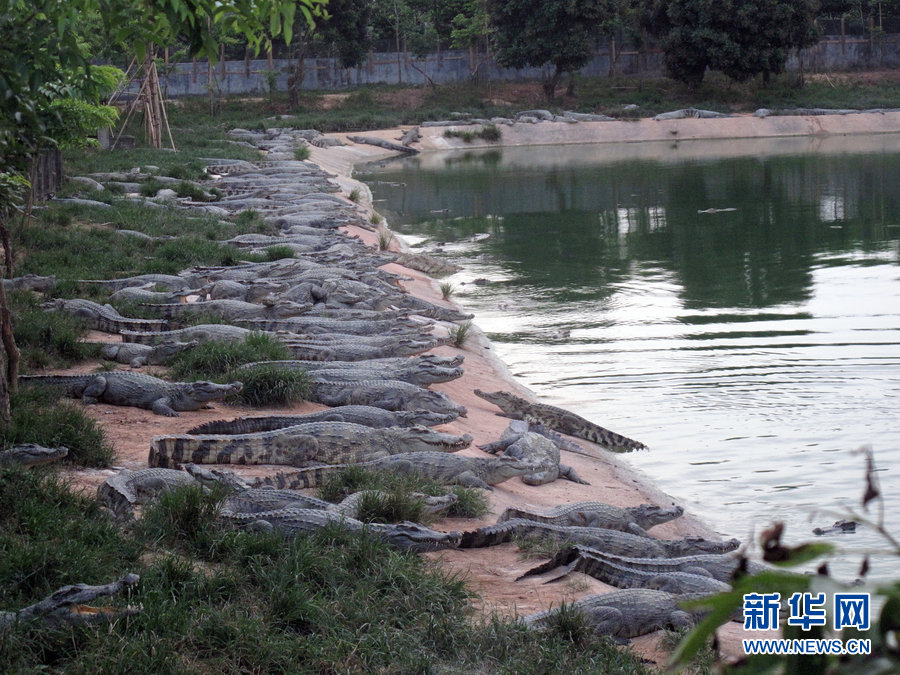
[220,508,459,552]
[0,444,69,467]
[21,372,242,417]
[309,379,467,417]
[139,298,312,321]
[459,519,741,557]
[120,324,252,345]
[148,422,473,468]
[99,340,199,367]
[185,406,459,435]
[1,274,55,294]
[217,486,456,520]
[280,338,446,361]
[523,589,712,639]
[497,502,684,537]
[77,273,205,292]
[43,298,167,334]
[391,294,473,322]
[390,251,460,276]
[237,354,465,386]
[517,545,769,587]
[233,316,427,336]
[481,422,587,486]
[97,467,198,516]
[474,389,647,452]
[517,546,731,594]
[261,452,537,490]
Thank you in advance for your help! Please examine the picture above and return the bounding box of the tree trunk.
[0,212,19,404]
[543,66,563,100]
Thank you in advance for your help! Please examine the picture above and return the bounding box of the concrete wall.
[153,36,900,98]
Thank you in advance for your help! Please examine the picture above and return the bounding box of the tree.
[0,0,324,420]
[640,0,821,87]
[486,0,617,99]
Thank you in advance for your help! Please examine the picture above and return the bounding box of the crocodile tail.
[184,416,299,435]
[120,330,164,345]
[266,466,338,489]
[515,546,581,581]
[149,435,227,468]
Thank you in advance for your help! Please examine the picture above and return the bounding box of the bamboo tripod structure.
[110,49,176,150]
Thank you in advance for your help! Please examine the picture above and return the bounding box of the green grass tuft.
[317,466,488,519]
[348,187,361,202]
[377,229,393,251]
[165,332,290,380]
[451,320,473,347]
[440,281,455,300]
[293,145,311,161]
[264,244,295,261]
[230,364,310,407]
[138,483,229,556]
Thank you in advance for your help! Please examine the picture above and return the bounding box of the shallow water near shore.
[361,138,900,582]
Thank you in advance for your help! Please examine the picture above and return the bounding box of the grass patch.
[444,124,502,143]
[0,455,649,673]
[139,178,163,197]
[12,203,243,285]
[230,364,310,407]
[0,387,115,467]
[264,244,295,261]
[351,490,428,524]
[138,483,229,556]
[9,291,100,370]
[370,211,383,225]
[233,208,278,235]
[293,145,311,161]
[163,160,209,181]
[165,332,290,380]
[514,533,574,559]
[348,187,361,202]
[317,466,489,519]
[440,281,455,300]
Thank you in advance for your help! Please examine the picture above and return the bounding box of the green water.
[362,136,900,581]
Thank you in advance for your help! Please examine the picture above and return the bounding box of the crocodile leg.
[558,464,589,485]
[80,376,108,405]
[151,398,179,417]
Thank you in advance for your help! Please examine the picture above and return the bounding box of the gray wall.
[153,36,900,98]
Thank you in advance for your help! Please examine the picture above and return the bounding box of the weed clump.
[293,145,311,161]
[231,364,310,407]
[166,332,290,380]
[451,320,473,347]
[444,125,502,143]
[264,244,295,261]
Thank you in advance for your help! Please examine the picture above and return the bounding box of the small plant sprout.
[450,320,472,347]
[440,282,455,300]
[348,188,361,202]
[377,230,394,251]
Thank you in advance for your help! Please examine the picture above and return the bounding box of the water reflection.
[362,141,900,581]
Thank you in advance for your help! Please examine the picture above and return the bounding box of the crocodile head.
[394,409,461,427]
[181,380,243,403]
[396,425,473,452]
[416,364,465,384]
[666,536,742,557]
[473,389,520,415]
[154,340,201,359]
[488,454,540,481]
[414,390,467,418]
[0,443,68,468]
[372,522,462,552]
[628,503,685,529]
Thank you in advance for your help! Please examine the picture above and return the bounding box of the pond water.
[360,136,900,582]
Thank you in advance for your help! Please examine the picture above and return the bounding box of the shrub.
[1,387,115,467]
[293,145,311,161]
[440,282,455,300]
[377,230,393,251]
[348,188,361,202]
[370,212,383,225]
